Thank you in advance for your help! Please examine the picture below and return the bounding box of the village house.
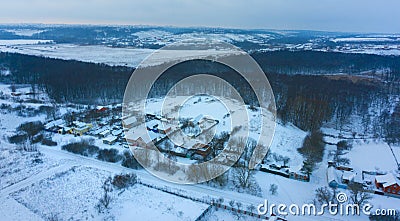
[96,106,108,112]
[103,136,118,145]
[44,119,64,132]
[98,129,110,138]
[72,121,93,136]
[122,116,138,129]
[190,142,211,160]
[146,120,159,131]
[375,173,400,195]
[125,129,160,149]
[189,114,204,126]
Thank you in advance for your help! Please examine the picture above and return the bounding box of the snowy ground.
[0,143,59,190]
[0,42,152,67]
[345,140,398,172]
[1,82,399,220]
[109,185,208,221]
[7,165,208,221]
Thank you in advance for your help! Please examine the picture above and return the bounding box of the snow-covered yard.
[345,140,398,172]
[109,185,208,221]
[11,166,110,220]
[0,143,59,190]
[9,165,209,221]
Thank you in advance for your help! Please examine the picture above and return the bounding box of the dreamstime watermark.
[257,192,396,217]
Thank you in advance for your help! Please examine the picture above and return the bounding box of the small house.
[328,166,338,188]
[96,106,108,112]
[44,119,64,132]
[58,126,73,135]
[122,116,138,128]
[342,171,356,184]
[73,121,92,136]
[157,124,172,134]
[125,130,157,149]
[99,130,111,138]
[189,114,204,126]
[111,129,123,137]
[375,173,400,195]
[191,143,211,158]
[146,120,159,131]
[103,136,118,145]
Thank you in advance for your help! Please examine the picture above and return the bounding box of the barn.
[375,173,400,195]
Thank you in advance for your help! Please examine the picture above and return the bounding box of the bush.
[337,140,352,151]
[41,138,58,146]
[17,121,44,140]
[111,173,138,189]
[97,149,122,163]
[298,130,325,165]
[121,150,141,169]
[62,142,99,156]
[8,133,28,144]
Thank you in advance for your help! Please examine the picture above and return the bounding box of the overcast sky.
[1,0,399,33]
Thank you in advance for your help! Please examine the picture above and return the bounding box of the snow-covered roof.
[327,166,338,183]
[44,119,64,129]
[190,114,204,124]
[112,129,123,136]
[342,171,356,181]
[125,128,159,144]
[123,116,137,126]
[99,130,110,136]
[146,120,159,129]
[103,136,117,143]
[158,123,171,131]
[375,173,399,188]
[73,121,87,128]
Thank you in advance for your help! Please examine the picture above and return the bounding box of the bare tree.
[269,184,278,195]
[348,182,372,206]
[315,186,333,205]
[96,177,113,213]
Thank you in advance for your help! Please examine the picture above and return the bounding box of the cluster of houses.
[124,113,218,161]
[44,119,93,137]
[327,161,400,197]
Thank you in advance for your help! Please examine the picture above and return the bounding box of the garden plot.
[108,185,209,221]
[345,140,398,172]
[11,166,111,220]
[0,143,58,189]
[10,165,208,221]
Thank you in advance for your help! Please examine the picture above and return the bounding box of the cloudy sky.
[1,0,399,33]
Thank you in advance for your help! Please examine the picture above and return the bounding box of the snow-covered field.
[11,166,109,220]
[0,42,152,67]
[345,141,398,172]
[0,143,59,189]
[109,185,208,221]
[9,165,208,221]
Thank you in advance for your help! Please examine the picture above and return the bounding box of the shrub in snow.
[269,184,278,195]
[96,177,114,213]
[97,149,122,163]
[17,121,44,142]
[8,133,28,144]
[121,150,141,169]
[61,141,99,157]
[41,138,57,146]
[111,173,138,189]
